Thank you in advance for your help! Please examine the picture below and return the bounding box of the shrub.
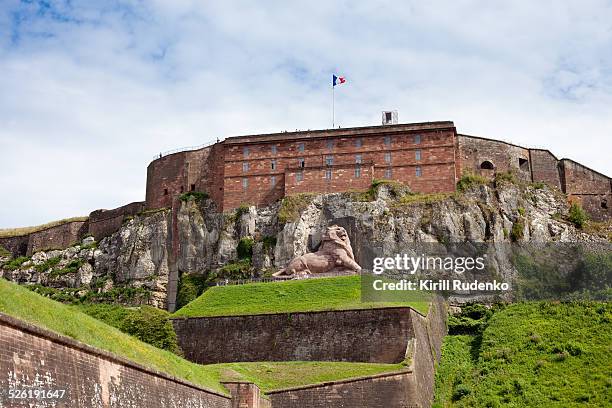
[212,259,252,281]
[237,237,254,260]
[34,256,61,273]
[510,219,524,242]
[176,273,208,309]
[235,204,251,217]
[532,181,546,189]
[518,207,525,216]
[49,259,85,278]
[568,202,588,228]
[178,191,209,202]
[3,256,30,271]
[452,384,472,401]
[77,303,181,354]
[261,235,277,251]
[457,173,487,192]
[494,171,517,185]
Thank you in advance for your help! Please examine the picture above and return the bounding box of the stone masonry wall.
[529,149,562,190]
[267,298,447,408]
[172,308,415,364]
[0,313,232,408]
[26,220,89,256]
[87,201,146,241]
[561,159,612,221]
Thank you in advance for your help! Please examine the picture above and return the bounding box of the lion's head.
[323,225,350,245]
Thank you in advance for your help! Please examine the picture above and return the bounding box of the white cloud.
[1,0,611,227]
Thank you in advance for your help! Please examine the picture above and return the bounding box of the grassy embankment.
[0,216,89,238]
[0,278,407,393]
[173,275,430,317]
[433,302,612,407]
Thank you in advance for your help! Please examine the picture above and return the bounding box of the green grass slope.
[434,302,612,407]
[0,278,407,394]
[173,275,429,317]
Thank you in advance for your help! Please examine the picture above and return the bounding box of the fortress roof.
[222,121,455,145]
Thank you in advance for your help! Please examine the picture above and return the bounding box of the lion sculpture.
[273,225,362,278]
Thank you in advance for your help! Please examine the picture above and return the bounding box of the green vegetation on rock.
[173,275,429,317]
[278,193,317,223]
[176,273,209,310]
[0,245,11,258]
[179,191,209,202]
[456,172,487,192]
[3,256,30,271]
[434,302,612,407]
[569,202,589,228]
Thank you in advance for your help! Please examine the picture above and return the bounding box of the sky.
[1,0,611,228]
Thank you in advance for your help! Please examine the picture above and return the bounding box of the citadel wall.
[0,313,233,408]
[88,201,145,240]
[561,159,611,221]
[172,307,415,364]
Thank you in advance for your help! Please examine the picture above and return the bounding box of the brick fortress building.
[145,120,611,221]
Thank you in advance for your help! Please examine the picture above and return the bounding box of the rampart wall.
[88,201,145,240]
[26,220,89,256]
[172,307,415,364]
[561,159,612,221]
[0,313,233,408]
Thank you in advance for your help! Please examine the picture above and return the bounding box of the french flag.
[333,74,346,86]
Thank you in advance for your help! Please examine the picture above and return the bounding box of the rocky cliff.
[1,178,609,310]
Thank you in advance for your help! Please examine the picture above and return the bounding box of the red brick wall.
[172,308,415,364]
[0,313,231,408]
[529,149,562,190]
[222,125,457,209]
[26,221,89,256]
[88,201,145,240]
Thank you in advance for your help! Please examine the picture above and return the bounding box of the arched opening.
[480,160,494,170]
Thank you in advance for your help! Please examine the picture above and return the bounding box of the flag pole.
[332,83,335,128]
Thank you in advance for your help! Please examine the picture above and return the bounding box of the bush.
[568,202,588,228]
[178,191,209,202]
[452,384,472,401]
[510,219,524,242]
[49,259,85,278]
[176,273,208,309]
[235,204,251,217]
[77,303,181,354]
[237,237,254,260]
[494,171,517,185]
[212,259,252,281]
[3,256,30,271]
[34,256,61,273]
[457,173,487,192]
[261,235,277,251]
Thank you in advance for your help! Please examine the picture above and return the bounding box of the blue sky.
[1,0,611,228]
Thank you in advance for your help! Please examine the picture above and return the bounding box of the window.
[384,135,391,145]
[298,143,305,152]
[296,171,303,182]
[190,184,195,191]
[519,158,529,171]
[384,152,391,163]
[355,154,362,164]
[414,134,421,144]
[271,175,276,186]
[416,166,422,177]
[163,188,168,196]
[271,145,277,154]
[327,140,334,150]
[385,112,393,122]
[298,158,305,168]
[385,168,392,178]
[415,149,421,161]
[480,161,494,170]
[242,162,249,172]
[242,178,248,189]
[243,147,249,157]
[325,169,332,180]
[180,186,184,193]
[271,159,276,170]
[355,138,362,147]
[355,166,361,178]
[326,155,333,166]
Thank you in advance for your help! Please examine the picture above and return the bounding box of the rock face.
[1,181,608,310]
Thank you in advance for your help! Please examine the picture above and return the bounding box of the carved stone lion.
[273,225,362,278]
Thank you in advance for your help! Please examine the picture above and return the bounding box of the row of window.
[241,151,423,173]
[239,166,423,190]
[242,135,423,157]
